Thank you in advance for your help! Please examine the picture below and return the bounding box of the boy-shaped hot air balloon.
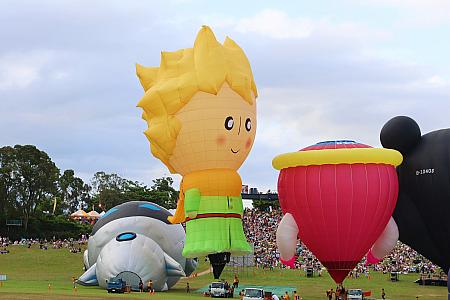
[136,26,257,279]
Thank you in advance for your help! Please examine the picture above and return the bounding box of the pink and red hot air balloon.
[273,140,402,284]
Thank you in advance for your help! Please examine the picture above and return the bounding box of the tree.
[121,181,153,202]
[150,177,178,208]
[58,169,90,214]
[90,172,129,210]
[89,172,179,211]
[122,177,179,209]
[10,145,59,231]
[0,146,18,221]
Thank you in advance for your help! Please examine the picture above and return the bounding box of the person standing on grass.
[233,274,239,289]
[186,282,190,293]
[147,280,154,294]
[381,288,386,299]
[293,290,299,300]
[334,287,339,300]
[284,291,290,300]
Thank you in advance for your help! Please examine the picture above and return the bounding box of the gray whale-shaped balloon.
[77,201,197,291]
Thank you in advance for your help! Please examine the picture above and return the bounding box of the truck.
[106,278,127,293]
[210,281,233,298]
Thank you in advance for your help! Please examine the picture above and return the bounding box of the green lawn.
[0,245,447,299]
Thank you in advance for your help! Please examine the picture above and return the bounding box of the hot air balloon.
[381,116,450,274]
[77,202,197,291]
[136,26,257,279]
[273,140,402,284]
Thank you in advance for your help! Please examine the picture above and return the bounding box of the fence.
[6,220,22,226]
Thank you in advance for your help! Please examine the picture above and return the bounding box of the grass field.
[0,245,447,300]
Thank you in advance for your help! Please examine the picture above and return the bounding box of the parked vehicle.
[347,289,363,300]
[210,281,233,298]
[106,278,126,293]
[243,288,264,300]
[347,289,372,300]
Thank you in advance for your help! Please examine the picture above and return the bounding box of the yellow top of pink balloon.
[273,140,402,170]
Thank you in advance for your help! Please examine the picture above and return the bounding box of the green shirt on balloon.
[182,187,252,258]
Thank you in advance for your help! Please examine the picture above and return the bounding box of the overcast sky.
[1,0,450,191]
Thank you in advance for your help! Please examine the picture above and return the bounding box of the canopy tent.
[71,209,88,219]
[87,211,101,219]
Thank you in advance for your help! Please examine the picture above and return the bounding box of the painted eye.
[245,118,251,132]
[224,116,234,130]
[116,232,137,242]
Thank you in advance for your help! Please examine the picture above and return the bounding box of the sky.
[1,0,450,192]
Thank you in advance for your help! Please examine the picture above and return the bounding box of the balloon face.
[273,141,401,284]
[169,83,256,176]
[136,26,258,175]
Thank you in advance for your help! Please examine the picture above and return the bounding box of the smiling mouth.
[231,148,240,154]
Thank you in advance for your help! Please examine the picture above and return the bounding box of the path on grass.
[183,266,212,279]
[196,267,212,276]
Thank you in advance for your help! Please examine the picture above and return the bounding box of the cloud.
[234,10,313,39]
[426,75,450,87]
[242,74,450,191]
[1,3,449,193]
[230,14,450,190]
[361,0,450,26]
[214,9,390,42]
[0,51,54,90]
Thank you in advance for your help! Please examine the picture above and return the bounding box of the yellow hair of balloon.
[136,25,258,173]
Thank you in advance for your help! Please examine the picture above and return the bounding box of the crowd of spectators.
[242,208,442,275]
[1,208,443,276]
[243,208,282,269]
[1,236,10,254]
[0,235,88,254]
[371,242,440,275]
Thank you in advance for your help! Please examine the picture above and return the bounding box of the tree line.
[0,145,179,233]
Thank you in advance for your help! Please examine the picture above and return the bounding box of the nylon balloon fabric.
[274,141,402,284]
[381,116,450,273]
[136,26,257,279]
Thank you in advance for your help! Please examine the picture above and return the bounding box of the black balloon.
[381,116,450,273]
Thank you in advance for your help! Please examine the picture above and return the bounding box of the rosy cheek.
[216,135,226,146]
[245,137,252,149]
